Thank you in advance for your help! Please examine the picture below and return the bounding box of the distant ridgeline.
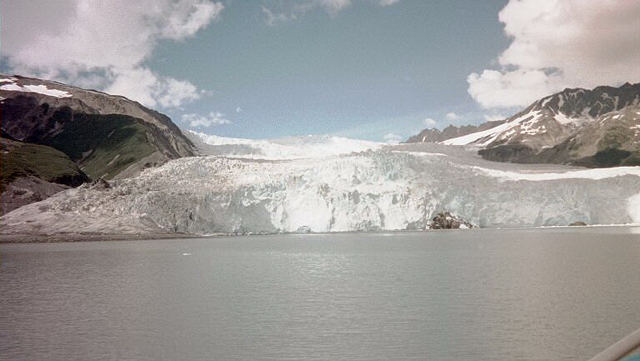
[406,82,640,167]
[0,74,194,214]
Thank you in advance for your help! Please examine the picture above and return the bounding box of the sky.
[2,0,639,141]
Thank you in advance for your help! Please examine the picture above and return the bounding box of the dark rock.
[429,211,474,229]
[91,177,111,190]
[569,221,587,226]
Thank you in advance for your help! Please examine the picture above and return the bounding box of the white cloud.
[467,0,640,109]
[379,0,400,6]
[105,67,202,108]
[319,0,352,14]
[262,6,296,26]
[468,69,559,109]
[183,112,231,128]
[262,0,400,24]
[236,107,243,113]
[445,112,460,121]
[161,1,224,40]
[1,0,224,109]
[383,133,402,144]
[423,118,437,127]
[483,114,507,122]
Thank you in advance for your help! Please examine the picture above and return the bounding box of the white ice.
[187,130,383,160]
[2,144,639,236]
[0,79,71,98]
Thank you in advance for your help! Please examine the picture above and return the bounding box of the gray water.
[1,227,640,361]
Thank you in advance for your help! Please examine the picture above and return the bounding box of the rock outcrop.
[428,211,474,230]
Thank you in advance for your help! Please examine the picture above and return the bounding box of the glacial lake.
[1,227,640,361]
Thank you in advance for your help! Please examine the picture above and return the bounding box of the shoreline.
[0,232,202,244]
[1,224,638,244]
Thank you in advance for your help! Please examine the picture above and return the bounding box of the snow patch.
[554,112,578,125]
[539,96,552,108]
[443,110,541,147]
[473,166,640,181]
[0,79,71,98]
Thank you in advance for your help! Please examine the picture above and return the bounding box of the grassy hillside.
[0,137,89,192]
[42,114,155,179]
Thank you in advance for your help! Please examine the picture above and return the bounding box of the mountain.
[405,120,505,143]
[0,74,195,179]
[1,137,89,214]
[0,74,195,213]
[408,82,640,167]
[2,141,639,238]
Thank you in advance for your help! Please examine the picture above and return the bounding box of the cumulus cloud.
[1,0,224,108]
[383,133,402,144]
[468,0,640,109]
[105,67,204,108]
[262,0,400,24]
[183,112,231,128]
[423,118,437,127]
[445,112,460,121]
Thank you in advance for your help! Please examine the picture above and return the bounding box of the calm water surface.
[1,227,640,361]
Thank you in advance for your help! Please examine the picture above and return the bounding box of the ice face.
[2,143,639,236]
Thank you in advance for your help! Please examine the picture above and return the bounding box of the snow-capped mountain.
[2,143,639,236]
[0,74,195,178]
[1,74,196,214]
[409,83,640,167]
[405,120,505,144]
[2,75,640,237]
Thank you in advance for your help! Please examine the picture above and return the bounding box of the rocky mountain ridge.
[1,74,195,213]
[406,120,505,143]
[408,82,640,167]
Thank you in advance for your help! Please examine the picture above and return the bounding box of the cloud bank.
[468,0,640,109]
[1,0,224,108]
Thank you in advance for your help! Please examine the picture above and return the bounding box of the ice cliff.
[1,140,639,236]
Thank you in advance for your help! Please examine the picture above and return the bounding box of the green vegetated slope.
[42,114,155,179]
[0,137,89,192]
[573,126,640,167]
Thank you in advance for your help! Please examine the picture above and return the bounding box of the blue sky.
[151,0,509,140]
[2,0,638,141]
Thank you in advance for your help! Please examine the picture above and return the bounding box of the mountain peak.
[407,81,640,167]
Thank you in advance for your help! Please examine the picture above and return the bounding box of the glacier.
[186,130,383,160]
[1,137,639,236]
